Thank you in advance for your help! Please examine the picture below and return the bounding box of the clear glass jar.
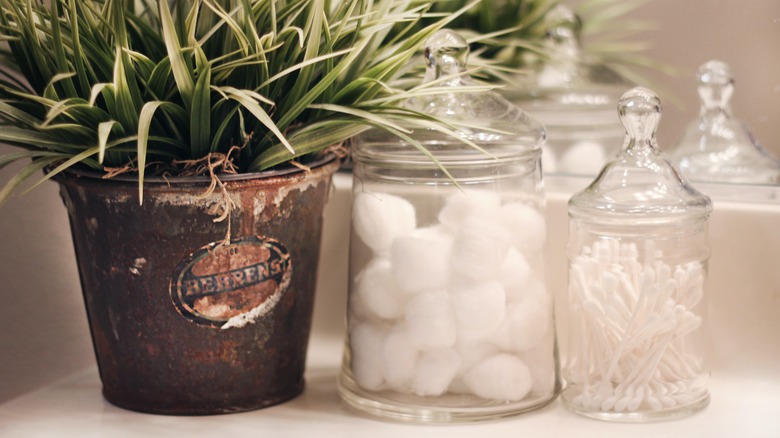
[562,87,713,422]
[503,6,629,176]
[668,60,780,184]
[338,30,558,423]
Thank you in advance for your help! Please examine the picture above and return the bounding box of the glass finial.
[618,87,661,143]
[410,29,545,141]
[545,5,582,57]
[697,60,733,112]
[424,29,470,84]
[538,6,582,87]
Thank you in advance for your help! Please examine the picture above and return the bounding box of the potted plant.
[0,0,475,415]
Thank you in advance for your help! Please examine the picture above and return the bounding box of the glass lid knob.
[697,60,734,112]
[618,87,661,143]
[424,29,470,84]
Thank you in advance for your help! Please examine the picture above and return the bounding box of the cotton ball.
[349,322,389,391]
[559,140,606,175]
[391,226,453,293]
[541,146,558,174]
[411,348,461,397]
[352,258,407,321]
[438,189,502,232]
[456,341,501,376]
[352,192,416,254]
[519,342,557,395]
[404,290,457,350]
[450,280,506,342]
[504,275,547,306]
[489,298,550,353]
[498,248,532,301]
[448,341,501,394]
[381,325,419,391]
[450,216,512,282]
[498,202,546,255]
[463,354,532,401]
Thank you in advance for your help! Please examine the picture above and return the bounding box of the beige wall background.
[580,0,780,157]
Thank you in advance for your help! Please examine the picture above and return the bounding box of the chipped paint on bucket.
[171,236,292,329]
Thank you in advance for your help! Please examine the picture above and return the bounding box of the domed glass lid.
[570,87,712,222]
[404,29,545,148]
[354,30,546,167]
[668,60,780,184]
[505,6,630,127]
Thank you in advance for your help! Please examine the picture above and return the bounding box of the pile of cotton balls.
[347,189,553,402]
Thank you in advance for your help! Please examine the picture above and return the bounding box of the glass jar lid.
[569,87,712,223]
[668,60,780,184]
[354,29,545,166]
[504,6,629,129]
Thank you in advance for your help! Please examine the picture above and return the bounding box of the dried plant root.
[172,145,243,247]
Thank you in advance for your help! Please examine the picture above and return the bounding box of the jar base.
[561,388,710,423]
[337,373,558,423]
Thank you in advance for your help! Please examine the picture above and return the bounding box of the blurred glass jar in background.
[503,6,630,177]
[668,60,780,184]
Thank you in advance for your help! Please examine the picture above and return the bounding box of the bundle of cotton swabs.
[567,240,708,412]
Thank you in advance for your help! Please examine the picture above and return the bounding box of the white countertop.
[2,173,779,436]
[1,336,779,437]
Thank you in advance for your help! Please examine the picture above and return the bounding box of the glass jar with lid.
[503,6,630,176]
[337,29,558,422]
[562,87,713,422]
[668,60,780,184]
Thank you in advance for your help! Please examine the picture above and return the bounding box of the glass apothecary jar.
[668,60,780,184]
[338,30,558,423]
[562,87,713,422]
[502,6,630,176]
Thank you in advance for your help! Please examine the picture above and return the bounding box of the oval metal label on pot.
[171,236,292,329]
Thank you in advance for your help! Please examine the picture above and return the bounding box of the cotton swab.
[566,240,707,413]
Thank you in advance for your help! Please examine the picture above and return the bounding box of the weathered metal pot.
[53,154,340,415]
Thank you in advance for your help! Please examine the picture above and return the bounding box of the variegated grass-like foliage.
[0,0,481,203]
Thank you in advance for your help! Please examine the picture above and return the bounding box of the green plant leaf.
[0,156,61,208]
[0,126,79,152]
[49,0,79,98]
[159,0,194,112]
[136,100,168,204]
[97,120,121,163]
[308,103,412,134]
[0,100,44,128]
[252,120,368,170]
[191,45,211,157]
[0,150,62,171]
[218,87,294,155]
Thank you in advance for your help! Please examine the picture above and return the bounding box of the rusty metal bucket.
[53,155,340,415]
